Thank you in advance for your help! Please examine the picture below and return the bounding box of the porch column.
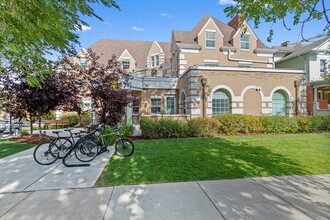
[313,87,318,115]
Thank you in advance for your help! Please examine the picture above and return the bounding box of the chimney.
[281,41,290,47]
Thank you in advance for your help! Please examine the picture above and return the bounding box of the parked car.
[0,120,29,133]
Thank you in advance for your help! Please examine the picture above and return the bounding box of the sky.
[73,0,328,53]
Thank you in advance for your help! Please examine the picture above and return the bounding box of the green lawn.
[0,140,36,159]
[96,133,330,186]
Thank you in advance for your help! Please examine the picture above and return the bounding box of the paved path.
[0,174,329,219]
[0,146,114,193]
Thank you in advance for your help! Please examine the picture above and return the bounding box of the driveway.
[0,146,114,193]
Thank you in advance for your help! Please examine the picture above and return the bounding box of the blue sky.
[75,0,327,51]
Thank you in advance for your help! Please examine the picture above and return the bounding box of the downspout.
[227,49,275,67]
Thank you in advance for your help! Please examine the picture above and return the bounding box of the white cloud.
[161,13,173,18]
[132,26,145,31]
[103,21,112,28]
[80,24,91,32]
[218,0,236,5]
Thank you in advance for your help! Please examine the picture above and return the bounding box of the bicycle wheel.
[115,138,134,157]
[33,142,59,165]
[75,140,99,162]
[51,137,73,158]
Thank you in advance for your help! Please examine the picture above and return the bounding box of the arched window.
[180,91,186,114]
[272,90,288,115]
[212,89,231,114]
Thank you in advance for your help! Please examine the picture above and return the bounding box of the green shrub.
[60,112,91,127]
[260,116,298,133]
[295,116,312,132]
[140,117,191,139]
[102,126,117,145]
[187,117,220,137]
[20,130,29,136]
[42,111,56,120]
[212,114,245,135]
[120,123,134,137]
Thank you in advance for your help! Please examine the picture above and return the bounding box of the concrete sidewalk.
[0,146,114,193]
[0,174,329,220]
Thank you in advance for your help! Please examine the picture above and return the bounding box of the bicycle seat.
[64,129,73,131]
[52,131,62,134]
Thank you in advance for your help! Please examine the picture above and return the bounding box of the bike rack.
[62,144,90,167]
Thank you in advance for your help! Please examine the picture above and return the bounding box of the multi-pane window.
[212,89,231,114]
[156,55,159,66]
[80,57,88,68]
[122,59,130,69]
[320,59,327,76]
[240,34,250,50]
[180,92,186,114]
[165,96,175,114]
[151,56,155,67]
[132,97,140,115]
[151,98,161,114]
[151,55,160,67]
[272,91,287,116]
[206,32,216,48]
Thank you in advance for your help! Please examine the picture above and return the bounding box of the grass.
[0,140,36,159]
[96,133,330,187]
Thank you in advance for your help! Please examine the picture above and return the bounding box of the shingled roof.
[172,14,268,49]
[276,36,330,63]
[87,39,171,68]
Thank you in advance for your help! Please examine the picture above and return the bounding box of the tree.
[224,0,330,42]
[0,69,82,135]
[0,0,119,86]
[65,49,132,126]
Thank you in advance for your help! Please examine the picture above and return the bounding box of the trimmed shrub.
[140,117,192,139]
[295,116,313,132]
[260,116,298,133]
[212,114,245,135]
[187,117,220,137]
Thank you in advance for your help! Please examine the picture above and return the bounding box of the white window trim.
[165,96,176,115]
[240,33,250,51]
[151,97,162,115]
[205,31,216,49]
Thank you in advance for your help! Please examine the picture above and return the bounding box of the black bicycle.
[90,126,135,157]
[33,128,99,165]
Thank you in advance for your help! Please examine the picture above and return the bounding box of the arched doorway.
[272,90,289,115]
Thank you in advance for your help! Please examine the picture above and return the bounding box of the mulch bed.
[9,134,55,145]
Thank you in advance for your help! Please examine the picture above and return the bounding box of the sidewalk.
[0,174,329,220]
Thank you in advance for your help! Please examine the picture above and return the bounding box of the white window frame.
[205,31,216,49]
[320,59,327,76]
[80,57,88,68]
[165,96,176,115]
[151,97,161,114]
[122,58,130,70]
[240,34,250,51]
[318,90,323,101]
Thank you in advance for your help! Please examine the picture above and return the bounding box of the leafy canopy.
[0,0,119,85]
[224,0,330,42]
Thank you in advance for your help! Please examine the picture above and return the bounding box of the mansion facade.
[75,14,329,125]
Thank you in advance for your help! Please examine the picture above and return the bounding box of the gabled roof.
[276,36,330,63]
[88,39,171,68]
[172,14,268,49]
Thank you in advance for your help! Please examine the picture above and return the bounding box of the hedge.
[140,115,330,139]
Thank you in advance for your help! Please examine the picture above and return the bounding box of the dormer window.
[80,57,88,68]
[151,54,160,67]
[240,34,250,50]
[206,31,216,48]
[122,58,130,70]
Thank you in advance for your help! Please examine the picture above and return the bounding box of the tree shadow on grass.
[98,137,311,186]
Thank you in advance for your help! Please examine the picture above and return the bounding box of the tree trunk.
[38,112,42,138]
[29,113,33,135]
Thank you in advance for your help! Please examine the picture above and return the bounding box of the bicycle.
[33,128,99,165]
[91,126,135,157]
